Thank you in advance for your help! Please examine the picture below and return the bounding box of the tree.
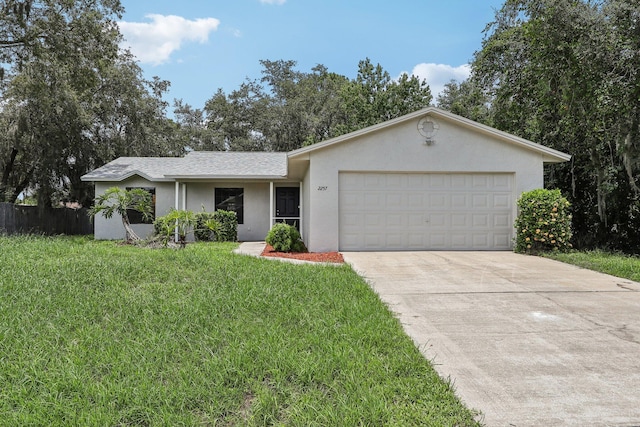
[89,187,153,242]
[204,82,270,151]
[174,99,223,152]
[203,59,432,153]
[339,58,432,133]
[471,0,640,252]
[436,79,492,125]
[0,1,178,208]
[0,0,124,75]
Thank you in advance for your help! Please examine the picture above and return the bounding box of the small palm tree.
[89,187,153,242]
[163,209,196,248]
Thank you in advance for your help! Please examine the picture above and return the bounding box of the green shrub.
[514,189,572,254]
[194,211,217,241]
[213,210,237,242]
[153,209,196,248]
[153,215,174,246]
[265,222,305,252]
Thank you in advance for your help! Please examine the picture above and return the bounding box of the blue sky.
[118,0,505,111]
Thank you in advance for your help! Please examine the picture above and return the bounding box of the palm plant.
[89,187,153,242]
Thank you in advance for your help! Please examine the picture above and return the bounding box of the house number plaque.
[317,186,328,191]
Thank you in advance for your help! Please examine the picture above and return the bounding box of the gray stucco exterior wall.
[302,117,545,252]
[94,177,175,240]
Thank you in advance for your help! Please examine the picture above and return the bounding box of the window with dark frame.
[215,188,244,224]
[125,187,156,224]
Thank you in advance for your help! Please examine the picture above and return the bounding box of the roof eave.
[164,174,289,180]
[80,170,171,182]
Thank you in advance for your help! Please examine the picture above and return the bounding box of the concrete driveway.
[341,251,640,427]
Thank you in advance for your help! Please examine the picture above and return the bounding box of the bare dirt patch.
[261,244,344,264]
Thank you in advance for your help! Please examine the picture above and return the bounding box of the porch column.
[174,181,179,242]
[181,183,187,210]
[299,181,303,240]
[269,181,274,230]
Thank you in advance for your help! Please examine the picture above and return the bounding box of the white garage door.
[339,172,514,251]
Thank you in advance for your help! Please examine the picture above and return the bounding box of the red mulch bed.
[261,244,344,264]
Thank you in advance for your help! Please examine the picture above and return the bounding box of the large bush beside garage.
[514,189,572,253]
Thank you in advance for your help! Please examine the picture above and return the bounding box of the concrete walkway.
[233,241,266,257]
[341,251,640,427]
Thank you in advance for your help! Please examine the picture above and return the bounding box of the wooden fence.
[0,202,93,236]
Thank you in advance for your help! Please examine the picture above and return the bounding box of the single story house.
[82,107,571,252]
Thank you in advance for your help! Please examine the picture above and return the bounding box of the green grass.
[544,249,640,282]
[0,236,479,426]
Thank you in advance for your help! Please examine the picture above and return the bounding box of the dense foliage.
[193,210,217,242]
[183,59,432,152]
[451,0,640,252]
[0,0,180,208]
[514,189,573,254]
[266,222,305,253]
[153,209,236,246]
[212,209,238,242]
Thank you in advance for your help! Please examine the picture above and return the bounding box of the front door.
[275,187,300,228]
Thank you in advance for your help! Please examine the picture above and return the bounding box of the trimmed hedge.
[265,223,305,252]
[514,189,572,253]
[194,211,216,241]
[213,210,237,242]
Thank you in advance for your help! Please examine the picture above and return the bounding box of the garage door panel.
[429,193,448,208]
[494,213,511,227]
[428,213,447,227]
[386,213,404,227]
[365,213,382,226]
[364,174,383,188]
[493,194,511,208]
[409,213,426,226]
[473,234,489,247]
[451,233,470,248]
[386,193,402,206]
[451,214,468,227]
[339,172,514,251]
[493,174,513,189]
[494,234,511,248]
[364,193,383,208]
[429,233,447,249]
[473,214,489,227]
[451,194,466,208]
[472,194,489,208]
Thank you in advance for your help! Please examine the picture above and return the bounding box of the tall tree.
[436,79,492,125]
[201,59,432,153]
[472,0,640,251]
[0,0,176,207]
[340,58,432,133]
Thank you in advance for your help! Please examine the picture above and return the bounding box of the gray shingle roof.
[171,152,288,178]
[81,152,288,182]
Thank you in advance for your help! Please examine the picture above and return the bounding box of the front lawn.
[0,236,479,426]
[544,250,640,282]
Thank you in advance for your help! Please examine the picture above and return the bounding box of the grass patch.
[0,236,479,426]
[544,249,640,282]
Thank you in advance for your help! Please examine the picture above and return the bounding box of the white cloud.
[259,0,286,4]
[119,14,220,65]
[401,63,471,100]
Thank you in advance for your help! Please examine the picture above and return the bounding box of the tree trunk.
[121,214,141,242]
[621,121,640,198]
[0,148,19,202]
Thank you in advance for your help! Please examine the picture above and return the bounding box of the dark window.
[125,187,156,224]
[215,188,243,224]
